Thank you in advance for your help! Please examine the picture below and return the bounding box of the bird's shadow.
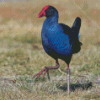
[57,82,92,91]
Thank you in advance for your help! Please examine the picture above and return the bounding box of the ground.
[0,0,100,99]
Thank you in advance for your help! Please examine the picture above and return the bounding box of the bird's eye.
[46,9,49,11]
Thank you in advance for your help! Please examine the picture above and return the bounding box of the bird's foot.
[33,67,50,80]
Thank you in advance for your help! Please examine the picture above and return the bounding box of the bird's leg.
[33,60,59,80]
[67,65,70,94]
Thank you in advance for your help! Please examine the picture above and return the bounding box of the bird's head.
[38,5,58,18]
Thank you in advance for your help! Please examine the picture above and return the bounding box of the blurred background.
[0,0,100,99]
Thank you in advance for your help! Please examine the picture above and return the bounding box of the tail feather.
[71,17,82,54]
[72,17,81,35]
[78,33,81,39]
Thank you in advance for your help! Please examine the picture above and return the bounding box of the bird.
[34,5,82,94]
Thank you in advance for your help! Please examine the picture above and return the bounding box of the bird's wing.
[59,17,81,43]
[59,23,72,35]
[47,24,72,56]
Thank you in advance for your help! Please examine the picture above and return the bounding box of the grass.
[0,0,100,99]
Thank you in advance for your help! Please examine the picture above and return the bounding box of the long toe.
[33,67,48,79]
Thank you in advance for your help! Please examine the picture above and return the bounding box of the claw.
[33,67,50,80]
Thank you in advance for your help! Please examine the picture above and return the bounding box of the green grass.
[0,17,10,24]
[14,32,41,44]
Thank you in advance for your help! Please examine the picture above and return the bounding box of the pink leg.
[33,60,59,80]
[67,65,70,94]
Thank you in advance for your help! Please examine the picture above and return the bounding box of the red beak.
[38,10,46,18]
[38,6,49,18]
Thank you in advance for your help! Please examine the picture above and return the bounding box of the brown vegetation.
[0,0,100,99]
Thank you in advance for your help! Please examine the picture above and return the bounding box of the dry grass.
[0,0,100,99]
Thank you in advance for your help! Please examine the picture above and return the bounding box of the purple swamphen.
[34,5,82,94]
